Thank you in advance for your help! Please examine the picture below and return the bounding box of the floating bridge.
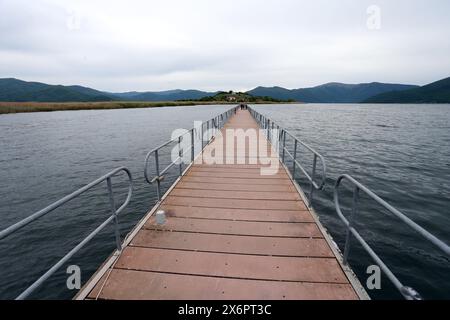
[77,107,366,300]
[1,106,449,300]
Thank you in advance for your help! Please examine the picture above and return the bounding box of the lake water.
[0,103,449,299]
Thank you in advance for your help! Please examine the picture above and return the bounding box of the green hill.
[4,77,446,104]
[247,82,418,103]
[363,77,450,103]
[0,78,218,102]
[0,78,115,102]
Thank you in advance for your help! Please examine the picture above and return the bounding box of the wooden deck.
[79,109,364,300]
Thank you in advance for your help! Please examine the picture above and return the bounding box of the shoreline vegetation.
[0,91,296,115]
[0,100,293,115]
[0,101,214,114]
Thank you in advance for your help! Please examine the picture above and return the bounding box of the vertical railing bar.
[154,149,161,201]
[178,136,183,177]
[271,122,274,143]
[190,128,195,163]
[292,139,298,178]
[343,186,359,265]
[107,177,121,251]
[215,116,218,135]
[201,122,204,151]
[309,154,318,207]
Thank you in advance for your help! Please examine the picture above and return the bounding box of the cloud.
[0,0,449,91]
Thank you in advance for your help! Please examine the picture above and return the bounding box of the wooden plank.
[170,189,301,200]
[199,156,279,161]
[190,167,275,173]
[130,230,333,257]
[188,171,288,179]
[89,269,358,300]
[176,181,295,192]
[182,176,292,185]
[160,205,314,222]
[114,247,348,283]
[191,164,272,169]
[144,217,323,238]
[163,196,307,210]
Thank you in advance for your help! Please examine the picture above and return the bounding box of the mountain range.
[0,77,449,103]
[247,82,418,103]
[0,78,218,102]
[363,77,450,103]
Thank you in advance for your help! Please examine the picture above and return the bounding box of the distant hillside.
[113,89,216,101]
[0,78,115,102]
[0,77,428,103]
[0,78,216,102]
[363,77,450,103]
[247,82,418,103]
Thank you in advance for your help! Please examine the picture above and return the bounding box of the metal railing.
[145,106,239,201]
[334,174,450,300]
[0,167,133,300]
[248,107,326,207]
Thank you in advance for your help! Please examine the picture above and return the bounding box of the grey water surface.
[253,104,450,300]
[0,103,449,299]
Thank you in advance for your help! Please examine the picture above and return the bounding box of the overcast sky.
[1,0,449,92]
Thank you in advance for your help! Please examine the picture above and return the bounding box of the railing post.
[309,154,318,207]
[191,128,195,162]
[282,131,286,163]
[271,122,274,143]
[154,149,161,201]
[178,136,183,177]
[292,140,298,178]
[107,177,122,251]
[215,117,218,135]
[343,186,359,265]
[201,123,204,151]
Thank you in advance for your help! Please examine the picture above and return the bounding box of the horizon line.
[0,76,436,93]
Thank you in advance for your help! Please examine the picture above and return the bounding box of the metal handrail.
[248,107,326,207]
[0,167,133,300]
[145,106,239,201]
[334,174,450,300]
